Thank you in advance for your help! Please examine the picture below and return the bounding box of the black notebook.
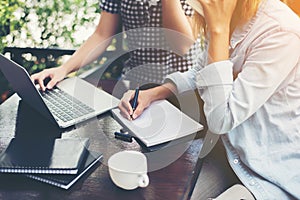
[0,137,89,174]
[26,151,102,189]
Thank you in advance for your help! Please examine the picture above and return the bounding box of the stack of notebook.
[0,137,102,189]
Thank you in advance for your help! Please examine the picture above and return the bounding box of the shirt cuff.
[165,70,196,94]
[196,60,234,88]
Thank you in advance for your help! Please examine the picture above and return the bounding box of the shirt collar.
[229,0,267,49]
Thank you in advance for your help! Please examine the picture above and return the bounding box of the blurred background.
[0,0,299,104]
[0,0,125,103]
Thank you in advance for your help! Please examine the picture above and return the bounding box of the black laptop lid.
[0,54,57,125]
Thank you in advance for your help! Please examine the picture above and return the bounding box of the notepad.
[111,99,203,147]
[0,138,89,174]
[26,151,102,189]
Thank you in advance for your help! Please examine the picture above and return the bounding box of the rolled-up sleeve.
[165,68,198,94]
[196,60,233,87]
[196,61,234,134]
[166,59,234,134]
[165,60,233,94]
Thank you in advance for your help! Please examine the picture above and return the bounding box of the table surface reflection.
[0,94,203,200]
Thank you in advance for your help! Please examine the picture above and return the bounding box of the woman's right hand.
[30,66,68,91]
[118,83,176,120]
[118,89,154,120]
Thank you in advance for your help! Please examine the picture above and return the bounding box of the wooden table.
[0,94,204,200]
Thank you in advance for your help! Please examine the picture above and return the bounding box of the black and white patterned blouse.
[100,0,198,85]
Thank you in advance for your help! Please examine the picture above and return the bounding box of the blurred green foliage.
[1,0,100,50]
[0,0,24,51]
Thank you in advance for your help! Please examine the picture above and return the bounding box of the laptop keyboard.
[41,88,95,122]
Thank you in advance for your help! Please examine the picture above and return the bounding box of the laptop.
[0,54,120,128]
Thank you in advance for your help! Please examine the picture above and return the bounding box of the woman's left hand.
[198,0,238,33]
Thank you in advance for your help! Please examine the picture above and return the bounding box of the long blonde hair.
[192,0,261,38]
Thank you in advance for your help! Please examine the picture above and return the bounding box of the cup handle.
[138,174,149,188]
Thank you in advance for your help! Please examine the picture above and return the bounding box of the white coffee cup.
[108,150,149,190]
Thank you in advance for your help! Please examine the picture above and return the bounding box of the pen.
[114,130,144,147]
[131,86,139,119]
[114,131,133,143]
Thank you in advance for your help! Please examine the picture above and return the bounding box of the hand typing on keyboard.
[41,88,95,122]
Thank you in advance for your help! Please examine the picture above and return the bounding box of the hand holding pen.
[118,85,140,120]
[118,85,154,120]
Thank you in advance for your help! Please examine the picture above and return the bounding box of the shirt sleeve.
[99,0,120,14]
[197,31,300,134]
[165,70,197,94]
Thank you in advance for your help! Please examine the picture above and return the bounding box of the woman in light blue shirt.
[118,0,300,199]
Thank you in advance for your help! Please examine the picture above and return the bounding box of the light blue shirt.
[166,0,300,199]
